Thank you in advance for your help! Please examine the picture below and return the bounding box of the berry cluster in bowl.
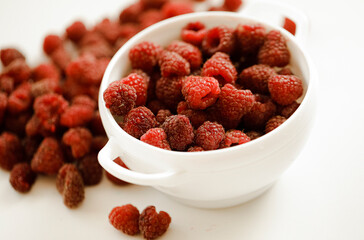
[103,21,304,152]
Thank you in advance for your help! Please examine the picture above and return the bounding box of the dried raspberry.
[166,40,202,70]
[31,137,65,175]
[223,0,243,11]
[43,34,63,55]
[60,95,96,128]
[268,75,303,105]
[105,157,130,185]
[78,153,103,186]
[94,18,120,45]
[155,76,184,110]
[123,106,158,139]
[62,127,93,159]
[202,25,235,56]
[0,75,14,94]
[119,2,144,24]
[0,132,24,171]
[161,1,194,19]
[277,67,293,75]
[50,47,72,71]
[129,41,162,73]
[0,92,7,125]
[195,121,225,150]
[32,63,61,82]
[235,24,266,54]
[258,30,290,67]
[141,128,171,150]
[66,54,105,85]
[265,115,286,133]
[109,204,140,235]
[56,164,85,208]
[139,9,163,29]
[103,80,137,116]
[139,206,171,240]
[147,100,167,115]
[31,78,62,97]
[187,146,205,152]
[181,21,207,46]
[120,73,148,106]
[182,76,220,110]
[283,17,296,35]
[3,59,31,84]
[245,130,263,140]
[239,64,276,94]
[0,48,25,67]
[176,101,208,128]
[202,52,237,85]
[7,82,32,114]
[158,51,190,78]
[220,130,250,148]
[279,101,300,118]
[161,115,194,151]
[9,163,37,193]
[155,109,172,125]
[66,20,87,42]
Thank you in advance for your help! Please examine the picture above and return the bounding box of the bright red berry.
[120,73,148,106]
[141,128,171,150]
[268,75,303,105]
[66,20,87,42]
[62,127,93,159]
[158,50,190,78]
[109,204,140,235]
[166,40,202,70]
[43,34,63,55]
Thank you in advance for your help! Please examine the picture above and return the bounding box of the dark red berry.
[109,204,140,235]
[220,130,250,148]
[0,132,24,171]
[66,54,105,85]
[155,109,172,125]
[239,64,276,94]
[161,115,194,151]
[62,127,93,159]
[235,24,265,54]
[279,101,300,118]
[60,95,96,128]
[139,206,172,240]
[122,106,158,139]
[105,157,130,185]
[187,146,205,152]
[268,75,303,105]
[202,25,235,56]
[265,115,287,133]
[195,121,225,150]
[155,76,184,110]
[7,82,32,114]
[0,48,25,67]
[245,130,263,140]
[66,20,87,42]
[3,58,31,84]
[9,163,37,193]
[176,101,208,128]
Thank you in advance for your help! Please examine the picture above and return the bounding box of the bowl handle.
[241,0,310,46]
[98,137,180,187]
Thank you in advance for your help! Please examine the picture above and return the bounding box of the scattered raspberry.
[9,163,37,193]
[31,137,65,175]
[239,64,276,94]
[245,130,263,140]
[195,121,225,150]
[223,0,243,11]
[161,115,194,151]
[78,153,103,186]
[147,100,167,115]
[79,37,114,59]
[50,47,72,71]
[0,132,24,171]
[122,106,158,139]
[109,204,140,235]
[158,50,190,78]
[119,2,144,24]
[155,76,184,110]
[31,78,62,97]
[182,76,220,110]
[220,130,250,148]
[118,23,140,40]
[7,82,32,114]
[258,30,290,67]
[43,34,63,55]
[161,1,194,19]
[166,40,202,70]
[105,157,130,185]
[265,115,286,133]
[94,18,120,45]
[60,95,96,128]
[0,92,7,125]
[129,41,162,73]
[66,20,87,42]
[3,58,31,84]
[283,17,296,35]
[0,48,25,67]
[139,9,163,29]
[202,25,235,56]
[176,101,208,128]
[155,109,172,125]
[0,75,14,94]
[202,52,237,85]
[279,101,300,118]
[181,21,207,46]
[120,73,148,106]
[141,128,171,150]
[66,54,105,85]
[235,24,266,54]
[62,127,93,159]
[268,75,303,105]
[139,206,172,240]
[187,146,205,152]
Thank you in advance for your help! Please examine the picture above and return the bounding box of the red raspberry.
[235,24,266,54]
[139,206,172,240]
[66,54,105,85]
[79,39,114,59]
[182,76,220,110]
[223,0,243,11]
[123,106,158,139]
[268,75,303,105]
[118,23,140,40]
[155,76,184,110]
[245,130,263,140]
[139,9,163,29]
[9,163,37,193]
[158,51,190,78]
[0,132,24,171]
[0,48,25,67]
[78,153,103,186]
[202,52,238,85]
[105,157,130,185]
[258,30,290,67]
[22,136,42,162]
[239,64,276,94]
[31,137,65,175]
[265,115,287,133]
[31,78,62,97]
[43,34,63,55]
[277,67,293,75]
[129,41,162,73]
[94,18,120,45]
[119,2,144,24]
[56,164,85,208]
[155,109,172,125]
[181,21,207,46]
[140,0,168,9]
[195,121,225,150]
[202,25,235,56]
[50,47,72,71]
[0,75,14,94]
[187,146,205,152]
[66,20,87,42]
[141,128,171,150]
[161,1,194,19]
[60,95,96,128]
[279,101,300,118]
[177,101,208,128]
[283,17,296,35]
[147,100,167,115]
[7,82,32,114]
[166,40,202,70]
[3,58,31,84]
[120,73,148,106]
[0,92,7,125]
[161,115,194,151]
[220,130,250,148]
[25,114,51,137]
[32,63,61,82]
[109,204,140,235]
[62,127,93,159]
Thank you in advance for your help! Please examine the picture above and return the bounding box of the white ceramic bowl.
[98,3,317,208]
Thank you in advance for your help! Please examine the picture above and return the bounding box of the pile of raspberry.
[103,21,303,152]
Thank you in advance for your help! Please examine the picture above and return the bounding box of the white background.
[1,0,364,239]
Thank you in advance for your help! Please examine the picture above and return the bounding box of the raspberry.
[155,109,172,125]
[140,0,168,9]
[245,130,263,140]
[122,106,158,139]
[158,51,190,78]
[43,34,63,55]
[7,82,32,114]
[181,21,207,46]
[5,111,32,136]
[0,75,14,94]
[187,146,205,152]
[103,80,137,116]
[66,20,87,42]
[50,47,72,71]
[182,76,220,110]
[202,52,238,85]
[9,163,37,193]
[239,64,276,94]
[141,128,171,150]
[202,25,235,56]
[258,30,290,67]
[161,115,194,151]
[62,127,93,159]
[25,114,51,137]
[129,41,162,73]
[109,204,140,235]
[79,38,113,59]
[78,153,103,186]
[166,40,202,70]
[147,100,167,115]
[32,63,60,82]
[0,132,24,171]
[91,135,108,152]
[235,24,266,54]
[155,76,184,110]
[283,17,296,35]
[268,75,303,105]
[0,48,25,67]
[265,115,286,133]
[3,58,31,84]
[176,101,208,128]
[118,23,140,40]
[0,92,7,125]
[119,2,144,24]
[60,95,96,128]
[66,54,105,85]
[31,78,62,97]
[31,137,65,175]
[195,121,225,150]
[94,18,120,45]
[139,9,163,29]
[161,1,194,19]
[279,101,300,118]
[139,206,172,240]
[277,67,293,75]
[223,0,243,11]
[120,73,148,106]
[105,157,130,185]
[220,130,250,148]
[56,164,85,208]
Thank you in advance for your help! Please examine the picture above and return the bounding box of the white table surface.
[1,0,364,239]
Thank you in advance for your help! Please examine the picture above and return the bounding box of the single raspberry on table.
[166,40,202,70]
[177,101,208,128]
[202,52,238,85]
[235,24,266,54]
[3,58,31,84]
[9,163,37,193]
[158,50,190,78]
[141,128,171,150]
[122,106,158,139]
[120,73,148,106]
[202,25,235,56]
[43,34,63,55]
[105,157,130,185]
[0,48,25,67]
[139,206,172,240]
[0,132,24,171]
[223,0,243,11]
[155,109,172,125]
[181,21,207,46]
[258,30,290,67]
[7,82,32,114]
[155,76,184,110]
[109,204,140,236]
[279,101,300,118]
[268,75,303,105]
[220,130,250,148]
[239,64,276,94]
[78,153,103,186]
[62,127,93,159]
[128,41,162,73]
[65,20,87,43]
[32,63,60,82]
[161,1,194,19]
[265,115,287,133]
[195,121,225,150]
[161,115,194,151]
